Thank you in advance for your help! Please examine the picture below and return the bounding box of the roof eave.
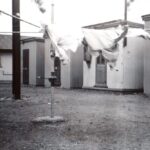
[82,19,144,29]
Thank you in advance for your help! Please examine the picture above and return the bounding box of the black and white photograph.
[0,0,150,149]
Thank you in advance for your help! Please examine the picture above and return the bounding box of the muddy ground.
[0,85,150,150]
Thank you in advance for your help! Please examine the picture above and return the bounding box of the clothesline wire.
[0,31,42,34]
[0,10,41,29]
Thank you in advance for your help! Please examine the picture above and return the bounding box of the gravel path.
[0,86,150,150]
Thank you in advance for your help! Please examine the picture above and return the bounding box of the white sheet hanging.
[82,26,150,61]
[43,24,150,63]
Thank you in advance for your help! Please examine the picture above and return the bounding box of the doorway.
[23,49,29,85]
[96,51,107,87]
[54,57,61,86]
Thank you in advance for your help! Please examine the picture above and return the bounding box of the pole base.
[32,116,65,124]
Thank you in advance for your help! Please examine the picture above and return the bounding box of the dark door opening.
[96,51,107,87]
[54,57,61,86]
[23,49,29,85]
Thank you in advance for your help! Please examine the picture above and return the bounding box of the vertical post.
[51,3,54,24]
[12,0,21,99]
[123,0,128,47]
[124,0,127,21]
[50,1,55,70]
[50,2,55,118]
[50,86,54,118]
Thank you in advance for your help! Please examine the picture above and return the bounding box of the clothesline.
[0,10,41,29]
[0,31,42,34]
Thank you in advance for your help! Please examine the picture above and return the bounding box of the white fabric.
[44,25,69,64]
[82,27,150,52]
[57,35,82,52]
[43,24,150,63]
[82,27,125,61]
[102,48,119,61]
[82,26,150,61]
[44,25,83,64]
[126,28,150,39]
[82,27,123,51]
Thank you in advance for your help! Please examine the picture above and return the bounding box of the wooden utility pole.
[12,0,21,99]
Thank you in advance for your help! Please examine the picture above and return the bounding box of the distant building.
[44,38,83,88]
[82,20,146,92]
[0,34,45,86]
[0,35,12,83]
[21,37,45,86]
[142,14,150,96]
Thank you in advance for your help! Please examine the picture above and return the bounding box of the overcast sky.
[0,0,150,36]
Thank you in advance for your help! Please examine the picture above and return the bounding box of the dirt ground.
[0,85,150,150]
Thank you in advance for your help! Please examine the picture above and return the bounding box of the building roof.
[21,37,44,43]
[142,14,150,21]
[82,19,144,29]
[0,34,44,52]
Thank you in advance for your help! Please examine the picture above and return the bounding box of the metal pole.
[12,0,21,99]
[50,2,55,59]
[123,0,128,47]
[50,86,54,118]
[124,0,127,21]
[50,1,55,118]
[51,3,54,24]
